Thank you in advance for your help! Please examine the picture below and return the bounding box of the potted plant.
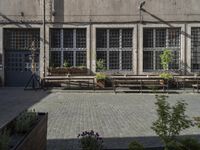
[0,110,48,150]
[159,49,174,86]
[96,73,107,88]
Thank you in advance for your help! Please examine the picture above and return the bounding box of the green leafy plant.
[96,73,107,81]
[15,110,38,134]
[63,60,70,68]
[0,129,10,150]
[151,95,193,150]
[160,49,174,80]
[96,59,106,71]
[78,130,103,150]
[129,141,144,150]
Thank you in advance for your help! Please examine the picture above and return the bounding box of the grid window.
[4,29,40,50]
[109,29,120,48]
[143,29,153,48]
[122,51,132,70]
[76,51,86,66]
[63,51,73,67]
[109,51,119,70]
[143,28,181,71]
[63,29,73,48]
[155,29,166,47]
[50,51,61,67]
[96,29,107,48]
[143,51,153,70]
[96,51,107,68]
[191,27,200,71]
[50,29,61,48]
[50,28,87,67]
[76,29,86,48]
[122,29,133,48]
[96,28,133,71]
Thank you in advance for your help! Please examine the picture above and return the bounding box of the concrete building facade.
[0,0,200,86]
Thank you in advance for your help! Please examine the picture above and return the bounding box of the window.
[191,27,200,71]
[143,28,181,71]
[96,28,133,71]
[50,28,87,67]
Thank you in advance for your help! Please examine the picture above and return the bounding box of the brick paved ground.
[0,88,200,149]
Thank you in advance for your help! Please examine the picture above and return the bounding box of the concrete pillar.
[0,26,4,86]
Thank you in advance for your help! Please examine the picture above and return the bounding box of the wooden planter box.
[48,67,88,76]
[0,113,48,150]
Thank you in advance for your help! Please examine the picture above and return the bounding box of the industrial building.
[0,0,200,86]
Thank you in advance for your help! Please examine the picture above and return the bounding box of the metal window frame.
[143,28,181,72]
[96,28,133,71]
[50,28,87,67]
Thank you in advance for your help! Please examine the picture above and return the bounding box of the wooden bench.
[43,76,95,90]
[112,76,168,93]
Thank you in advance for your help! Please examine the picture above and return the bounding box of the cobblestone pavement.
[0,88,200,149]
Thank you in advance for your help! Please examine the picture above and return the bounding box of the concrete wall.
[0,0,200,23]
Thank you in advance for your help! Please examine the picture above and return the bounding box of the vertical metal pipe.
[43,0,46,78]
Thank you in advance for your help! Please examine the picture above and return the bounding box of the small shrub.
[96,59,106,71]
[159,72,173,80]
[63,60,70,68]
[0,129,10,150]
[166,141,182,150]
[78,130,103,150]
[129,141,144,150]
[96,73,107,81]
[15,110,38,134]
[151,95,193,149]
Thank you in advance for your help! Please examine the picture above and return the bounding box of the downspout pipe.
[43,0,46,78]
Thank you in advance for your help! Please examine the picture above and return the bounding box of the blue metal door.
[4,29,40,87]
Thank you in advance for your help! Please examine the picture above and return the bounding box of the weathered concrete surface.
[1,0,200,23]
[0,88,200,149]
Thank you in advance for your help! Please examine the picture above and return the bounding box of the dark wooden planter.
[96,80,105,88]
[0,113,48,150]
[48,67,88,76]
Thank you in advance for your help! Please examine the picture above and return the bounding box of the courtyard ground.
[0,88,200,149]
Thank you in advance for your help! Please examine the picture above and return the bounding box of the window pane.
[50,29,61,48]
[109,51,119,69]
[143,51,153,70]
[63,51,73,67]
[76,29,86,48]
[143,29,153,48]
[168,28,181,47]
[4,29,40,50]
[109,29,119,48]
[76,51,86,66]
[155,29,166,47]
[155,51,162,70]
[191,27,200,71]
[50,51,61,67]
[122,29,133,48]
[122,51,132,70]
[63,29,73,48]
[96,51,107,70]
[96,29,107,48]
[169,51,179,70]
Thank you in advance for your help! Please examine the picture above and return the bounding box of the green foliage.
[96,73,107,81]
[129,141,144,150]
[159,72,173,80]
[194,117,200,128]
[0,129,10,150]
[160,49,173,71]
[151,95,193,149]
[15,110,38,134]
[63,60,70,68]
[96,59,106,71]
[165,141,182,150]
